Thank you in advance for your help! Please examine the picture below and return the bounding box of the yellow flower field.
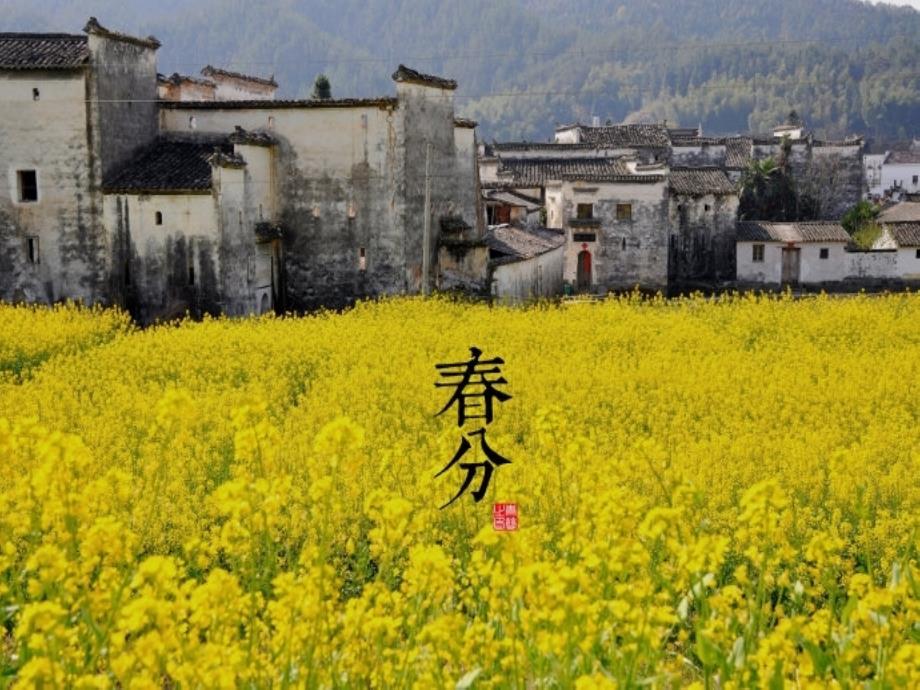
[0,293,918,689]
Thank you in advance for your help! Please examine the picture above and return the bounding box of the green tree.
[312,74,332,100]
[842,200,882,249]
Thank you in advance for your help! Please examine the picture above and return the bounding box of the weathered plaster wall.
[669,192,739,283]
[897,247,920,279]
[491,245,564,304]
[210,76,275,102]
[161,104,403,311]
[454,125,481,236]
[105,191,220,323]
[0,71,107,304]
[799,243,848,283]
[736,241,783,284]
[87,34,159,181]
[670,144,727,168]
[562,180,669,291]
[845,250,900,280]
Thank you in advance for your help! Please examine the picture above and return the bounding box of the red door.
[576,250,592,291]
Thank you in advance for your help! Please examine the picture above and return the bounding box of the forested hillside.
[5,0,919,141]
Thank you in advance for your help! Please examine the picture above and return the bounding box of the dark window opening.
[576,203,594,220]
[752,244,765,262]
[124,259,131,286]
[913,175,919,185]
[915,249,920,259]
[819,247,829,259]
[155,211,163,225]
[621,237,626,250]
[704,204,711,212]
[26,237,39,264]
[17,170,37,202]
[188,264,195,286]
[573,232,596,243]
[616,203,632,221]
[32,88,40,101]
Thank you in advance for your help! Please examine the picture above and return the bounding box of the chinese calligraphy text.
[434,347,512,509]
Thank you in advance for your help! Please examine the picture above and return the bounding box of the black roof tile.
[0,33,89,70]
[392,64,457,90]
[103,139,234,193]
[670,168,736,196]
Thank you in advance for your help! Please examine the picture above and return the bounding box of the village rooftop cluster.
[2,18,919,321]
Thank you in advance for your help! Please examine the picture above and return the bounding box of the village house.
[873,201,920,280]
[0,19,481,321]
[864,142,920,200]
[479,125,739,293]
[484,225,565,303]
[670,112,864,220]
[736,221,852,285]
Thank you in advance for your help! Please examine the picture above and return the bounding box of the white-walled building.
[873,201,920,280]
[1,20,482,321]
[484,225,564,303]
[736,222,851,285]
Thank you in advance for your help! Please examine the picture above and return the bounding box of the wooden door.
[576,250,592,291]
[781,247,800,284]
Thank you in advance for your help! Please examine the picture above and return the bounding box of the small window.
[704,204,711,212]
[155,211,163,225]
[32,88,40,101]
[188,116,197,130]
[26,236,39,264]
[573,232,596,243]
[267,116,275,130]
[752,244,765,262]
[915,248,920,259]
[621,237,626,250]
[17,170,38,202]
[188,264,196,286]
[913,175,919,185]
[124,259,131,286]
[359,247,367,271]
[819,247,829,259]
[347,202,357,219]
[576,203,593,220]
[616,203,632,221]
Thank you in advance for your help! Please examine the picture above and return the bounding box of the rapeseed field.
[0,293,918,689]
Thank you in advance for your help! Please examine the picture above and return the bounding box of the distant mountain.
[5,0,919,142]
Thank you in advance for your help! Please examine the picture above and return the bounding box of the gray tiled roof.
[879,202,920,224]
[201,65,277,87]
[737,221,850,243]
[577,124,670,148]
[888,223,920,247]
[669,168,736,196]
[0,33,89,70]
[486,225,565,264]
[498,158,631,185]
[103,139,234,193]
[725,137,753,169]
[886,149,920,164]
[392,64,457,90]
